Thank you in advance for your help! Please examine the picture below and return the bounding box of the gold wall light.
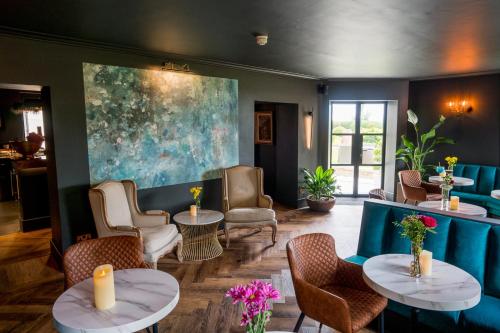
[304,110,313,150]
[447,99,473,114]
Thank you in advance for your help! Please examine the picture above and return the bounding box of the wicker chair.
[399,170,441,204]
[63,236,149,289]
[368,188,387,200]
[286,233,387,333]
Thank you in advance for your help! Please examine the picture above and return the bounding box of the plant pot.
[306,196,336,212]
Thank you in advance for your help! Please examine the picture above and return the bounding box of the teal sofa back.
[352,200,500,332]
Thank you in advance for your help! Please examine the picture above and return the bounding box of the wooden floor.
[0,203,372,333]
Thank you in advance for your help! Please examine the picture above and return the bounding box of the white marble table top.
[418,200,487,217]
[173,209,224,225]
[428,175,474,186]
[492,190,500,200]
[362,254,481,311]
[53,269,179,333]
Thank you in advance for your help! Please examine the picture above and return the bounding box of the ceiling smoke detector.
[255,34,268,46]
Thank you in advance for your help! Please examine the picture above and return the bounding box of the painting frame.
[254,111,273,144]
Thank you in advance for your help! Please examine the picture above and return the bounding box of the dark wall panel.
[0,89,26,144]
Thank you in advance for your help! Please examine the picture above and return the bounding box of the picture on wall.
[254,111,273,144]
[82,62,239,189]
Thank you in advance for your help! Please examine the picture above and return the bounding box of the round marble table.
[491,190,500,199]
[53,269,179,333]
[428,175,474,186]
[418,200,487,217]
[363,254,481,333]
[173,209,224,261]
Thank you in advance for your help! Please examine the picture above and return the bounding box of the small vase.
[410,242,422,278]
[440,184,453,210]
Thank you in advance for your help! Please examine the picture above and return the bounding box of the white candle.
[93,264,115,310]
[190,205,197,216]
[420,250,433,276]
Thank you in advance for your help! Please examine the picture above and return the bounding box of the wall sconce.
[304,110,313,150]
[447,99,473,114]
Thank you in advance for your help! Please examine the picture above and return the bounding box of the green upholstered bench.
[346,199,500,333]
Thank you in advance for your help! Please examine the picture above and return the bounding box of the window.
[23,110,45,147]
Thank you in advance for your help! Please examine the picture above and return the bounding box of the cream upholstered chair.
[222,165,277,248]
[89,180,183,267]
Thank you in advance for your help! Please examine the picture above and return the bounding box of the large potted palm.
[303,166,338,212]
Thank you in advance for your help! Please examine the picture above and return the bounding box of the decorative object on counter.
[190,186,203,210]
[93,264,115,310]
[450,195,460,210]
[11,132,44,159]
[396,110,454,175]
[435,164,445,177]
[393,214,437,278]
[226,280,280,333]
[445,156,458,175]
[420,250,433,276]
[302,166,338,212]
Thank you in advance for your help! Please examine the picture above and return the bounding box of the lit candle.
[450,196,459,210]
[420,250,433,276]
[190,205,197,216]
[93,264,115,310]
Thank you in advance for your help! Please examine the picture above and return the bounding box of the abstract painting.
[82,63,238,189]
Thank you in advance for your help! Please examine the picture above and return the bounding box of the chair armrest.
[293,278,351,333]
[401,183,427,202]
[334,259,374,293]
[223,197,230,212]
[110,225,143,238]
[134,211,169,228]
[421,182,441,194]
[258,194,273,209]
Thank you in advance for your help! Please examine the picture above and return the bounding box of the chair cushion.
[141,224,179,254]
[225,207,275,222]
[477,166,497,195]
[357,201,390,258]
[462,295,500,333]
[322,285,387,332]
[485,226,500,297]
[344,255,368,265]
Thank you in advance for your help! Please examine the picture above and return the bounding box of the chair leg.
[176,240,184,263]
[271,224,277,244]
[293,312,305,332]
[378,310,385,333]
[319,322,323,332]
[225,227,230,248]
[403,198,408,204]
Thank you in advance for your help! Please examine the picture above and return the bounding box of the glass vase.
[410,242,422,278]
[440,184,453,210]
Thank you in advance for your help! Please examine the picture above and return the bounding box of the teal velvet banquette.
[346,200,500,333]
[451,163,500,216]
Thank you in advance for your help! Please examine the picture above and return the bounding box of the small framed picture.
[254,111,273,144]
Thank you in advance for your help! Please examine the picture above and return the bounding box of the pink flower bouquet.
[226,280,280,333]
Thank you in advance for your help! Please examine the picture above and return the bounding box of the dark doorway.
[254,101,299,208]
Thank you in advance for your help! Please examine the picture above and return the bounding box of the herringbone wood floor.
[0,204,374,333]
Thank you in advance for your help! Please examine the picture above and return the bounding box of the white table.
[173,209,224,261]
[492,190,500,200]
[363,254,481,333]
[53,269,179,333]
[428,175,474,186]
[418,200,487,217]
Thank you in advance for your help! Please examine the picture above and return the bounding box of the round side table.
[428,175,474,186]
[173,209,224,261]
[418,200,487,217]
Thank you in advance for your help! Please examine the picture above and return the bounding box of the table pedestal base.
[411,307,420,333]
[179,222,223,261]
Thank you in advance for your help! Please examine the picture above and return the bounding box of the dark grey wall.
[0,89,25,144]
[409,74,500,166]
[0,35,318,251]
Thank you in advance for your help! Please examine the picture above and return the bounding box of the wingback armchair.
[89,180,183,267]
[222,165,277,248]
[287,233,387,333]
[399,170,441,204]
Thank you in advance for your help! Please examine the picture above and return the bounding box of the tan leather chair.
[287,233,387,333]
[89,180,183,267]
[399,170,441,204]
[222,165,277,248]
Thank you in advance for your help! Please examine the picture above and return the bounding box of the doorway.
[329,102,387,197]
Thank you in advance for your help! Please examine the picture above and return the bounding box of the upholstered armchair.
[368,188,387,200]
[89,180,183,267]
[222,165,277,248]
[287,233,387,333]
[63,236,149,289]
[399,170,441,204]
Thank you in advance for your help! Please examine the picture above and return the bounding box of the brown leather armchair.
[63,236,149,289]
[399,170,441,204]
[286,233,387,333]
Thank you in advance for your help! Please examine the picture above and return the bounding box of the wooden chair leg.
[293,312,305,332]
[271,224,277,244]
[403,198,408,204]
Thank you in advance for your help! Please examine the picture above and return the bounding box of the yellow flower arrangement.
[190,186,203,206]
[445,156,458,169]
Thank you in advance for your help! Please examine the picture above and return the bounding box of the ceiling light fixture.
[255,34,269,46]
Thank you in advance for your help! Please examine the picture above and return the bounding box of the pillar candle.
[450,196,459,210]
[190,205,197,216]
[93,264,115,310]
[420,250,433,276]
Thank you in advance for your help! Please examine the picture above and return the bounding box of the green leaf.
[401,135,415,150]
[407,109,418,125]
[420,128,435,145]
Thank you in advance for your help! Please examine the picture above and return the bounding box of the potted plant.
[396,110,454,175]
[302,166,338,212]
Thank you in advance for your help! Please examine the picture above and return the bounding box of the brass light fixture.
[304,110,313,150]
[447,99,473,114]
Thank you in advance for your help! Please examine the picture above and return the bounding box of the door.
[330,102,387,196]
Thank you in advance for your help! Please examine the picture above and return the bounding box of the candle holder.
[440,184,453,210]
[410,242,422,278]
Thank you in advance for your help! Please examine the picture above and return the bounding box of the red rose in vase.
[419,215,437,228]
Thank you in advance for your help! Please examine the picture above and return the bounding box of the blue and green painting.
[82,63,239,189]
